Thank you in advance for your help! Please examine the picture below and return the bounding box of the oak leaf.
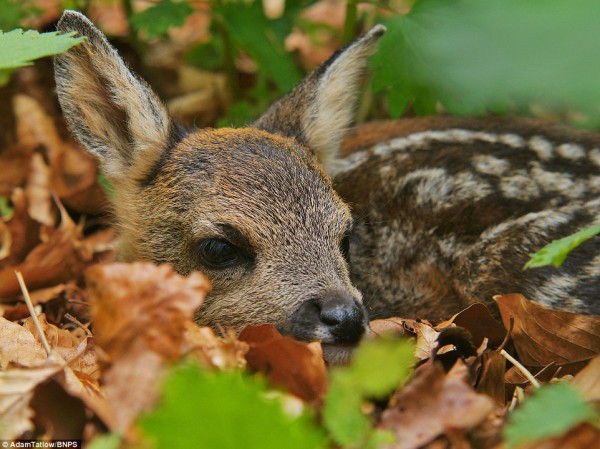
[380,360,495,449]
[240,324,328,403]
[494,294,600,365]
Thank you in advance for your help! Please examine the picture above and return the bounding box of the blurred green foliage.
[504,383,599,448]
[130,0,194,38]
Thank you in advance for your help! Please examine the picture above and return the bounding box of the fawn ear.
[254,25,385,175]
[54,11,177,183]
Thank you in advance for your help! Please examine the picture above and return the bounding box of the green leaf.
[139,363,326,449]
[131,0,195,39]
[215,0,302,94]
[349,337,415,398]
[323,371,371,447]
[402,0,600,117]
[524,224,600,269]
[0,0,26,31]
[323,338,413,446]
[504,383,598,448]
[0,29,85,70]
[85,433,121,449]
[0,196,13,219]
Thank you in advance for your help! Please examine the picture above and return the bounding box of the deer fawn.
[55,11,599,363]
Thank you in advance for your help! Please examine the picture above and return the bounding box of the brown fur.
[55,12,599,364]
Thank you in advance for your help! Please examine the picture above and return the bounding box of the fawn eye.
[198,239,241,269]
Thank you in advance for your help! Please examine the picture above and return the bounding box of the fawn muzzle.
[287,290,368,346]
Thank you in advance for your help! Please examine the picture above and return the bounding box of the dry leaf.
[183,323,248,370]
[26,153,56,226]
[476,350,506,406]
[572,356,600,402]
[369,317,406,338]
[0,317,47,368]
[494,294,600,365]
[0,363,64,439]
[0,202,86,298]
[239,324,328,403]
[444,303,506,348]
[0,188,40,269]
[87,262,210,360]
[86,262,210,435]
[402,319,441,360]
[380,360,495,449]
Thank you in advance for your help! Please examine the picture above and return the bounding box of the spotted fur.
[337,117,600,318]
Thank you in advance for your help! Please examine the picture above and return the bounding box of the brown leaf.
[0,188,40,269]
[0,363,64,439]
[183,323,248,370]
[0,317,47,368]
[26,153,56,226]
[380,360,495,449]
[240,324,328,403]
[402,319,440,360]
[572,355,600,402]
[86,262,210,435]
[494,294,600,365]
[87,262,210,361]
[369,317,406,338]
[0,201,89,298]
[476,350,506,406]
[445,303,506,348]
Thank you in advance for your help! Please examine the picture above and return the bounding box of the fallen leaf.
[444,303,506,348]
[476,350,506,406]
[0,363,64,439]
[369,317,406,338]
[0,188,40,269]
[380,360,495,449]
[572,356,600,402]
[183,323,248,370]
[240,324,328,403]
[494,294,600,365]
[87,262,210,361]
[0,316,47,368]
[26,153,56,226]
[86,262,210,435]
[402,319,440,360]
[0,201,92,298]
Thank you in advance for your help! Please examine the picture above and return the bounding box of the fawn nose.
[318,293,367,345]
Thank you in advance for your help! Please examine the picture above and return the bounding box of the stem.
[16,271,52,356]
[342,0,359,44]
[500,349,541,389]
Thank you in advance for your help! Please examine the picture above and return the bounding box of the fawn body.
[55,12,599,363]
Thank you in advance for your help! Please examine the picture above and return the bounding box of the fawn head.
[54,11,384,363]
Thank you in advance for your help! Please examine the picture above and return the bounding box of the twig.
[16,271,52,356]
[500,349,541,389]
[497,316,514,351]
[64,313,92,338]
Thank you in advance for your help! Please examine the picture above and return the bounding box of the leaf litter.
[0,24,599,449]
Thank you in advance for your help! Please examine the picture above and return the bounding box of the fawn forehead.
[155,127,352,245]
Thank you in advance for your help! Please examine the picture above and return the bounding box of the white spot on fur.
[498,133,525,148]
[528,136,554,160]
[556,143,586,160]
[472,154,510,176]
[500,171,541,200]
[589,149,600,167]
[394,169,491,208]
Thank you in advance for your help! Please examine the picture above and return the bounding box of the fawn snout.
[287,290,369,346]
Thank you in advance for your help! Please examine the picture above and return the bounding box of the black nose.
[319,293,366,345]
